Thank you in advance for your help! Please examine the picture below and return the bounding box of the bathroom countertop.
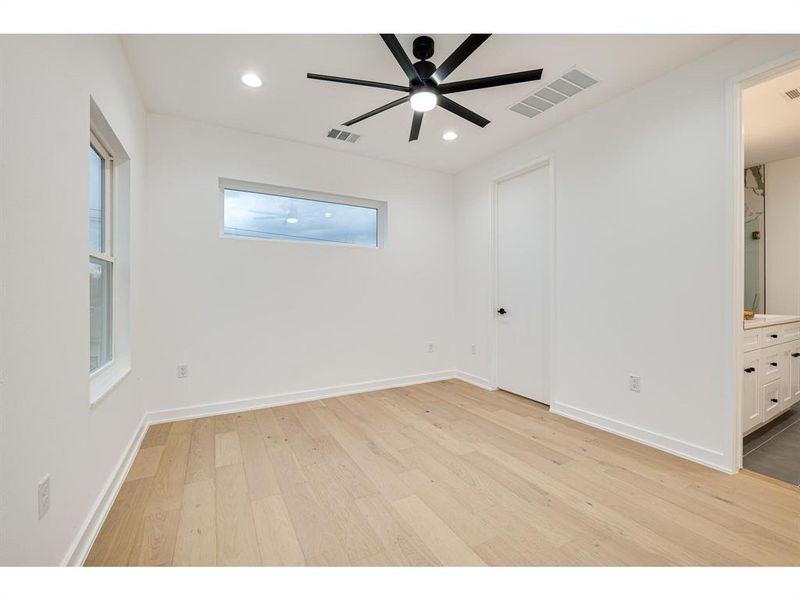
[744,314,800,330]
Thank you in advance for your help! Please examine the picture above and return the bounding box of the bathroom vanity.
[742,315,800,434]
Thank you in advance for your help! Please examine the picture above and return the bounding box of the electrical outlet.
[177,364,189,379]
[38,474,50,520]
[629,374,642,393]
[471,344,477,356]
[427,342,434,353]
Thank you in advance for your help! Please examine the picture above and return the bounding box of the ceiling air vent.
[784,88,800,101]
[326,128,360,143]
[509,67,598,119]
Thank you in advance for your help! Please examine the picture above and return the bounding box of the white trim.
[147,370,457,425]
[726,51,800,472]
[454,371,496,391]
[550,401,731,474]
[62,412,148,566]
[488,155,557,403]
[89,365,131,408]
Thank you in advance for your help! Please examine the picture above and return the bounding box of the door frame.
[488,155,556,404]
[727,51,800,471]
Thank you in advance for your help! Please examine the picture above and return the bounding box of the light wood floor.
[85,380,800,566]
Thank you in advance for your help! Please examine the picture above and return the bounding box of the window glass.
[89,257,113,372]
[89,145,105,253]
[223,188,378,247]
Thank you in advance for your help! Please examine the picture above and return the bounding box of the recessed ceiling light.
[241,73,263,88]
[442,131,458,141]
[324,212,333,218]
[410,90,437,112]
[286,217,299,224]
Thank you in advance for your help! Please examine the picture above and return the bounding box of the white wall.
[139,114,455,417]
[0,36,146,564]
[766,155,800,314]
[454,35,800,472]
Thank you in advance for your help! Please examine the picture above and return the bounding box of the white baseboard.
[454,371,496,391]
[147,370,457,425]
[63,369,457,565]
[550,401,733,474]
[62,413,148,566]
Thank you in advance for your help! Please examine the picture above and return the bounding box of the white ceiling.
[121,34,736,174]
[744,66,800,167]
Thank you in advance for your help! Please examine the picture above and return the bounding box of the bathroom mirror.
[743,159,800,316]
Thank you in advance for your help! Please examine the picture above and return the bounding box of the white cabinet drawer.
[762,322,800,348]
[782,322,800,342]
[743,329,761,352]
[762,379,783,420]
[761,349,782,382]
[762,325,783,346]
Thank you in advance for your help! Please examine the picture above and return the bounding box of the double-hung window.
[89,132,114,373]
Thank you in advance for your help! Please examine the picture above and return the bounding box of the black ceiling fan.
[308,34,543,142]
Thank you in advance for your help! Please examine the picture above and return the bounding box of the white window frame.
[89,131,115,377]
[218,178,388,249]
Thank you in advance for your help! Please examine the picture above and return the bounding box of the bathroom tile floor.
[743,405,800,486]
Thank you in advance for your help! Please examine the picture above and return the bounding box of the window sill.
[90,362,131,408]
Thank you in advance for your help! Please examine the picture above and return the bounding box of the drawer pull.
[770,362,778,367]
[770,334,779,338]
[792,353,800,358]
[744,367,756,373]
[771,398,779,403]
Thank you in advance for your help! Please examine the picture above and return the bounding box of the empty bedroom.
[1,1,798,597]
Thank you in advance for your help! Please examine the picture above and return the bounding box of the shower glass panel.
[744,165,765,313]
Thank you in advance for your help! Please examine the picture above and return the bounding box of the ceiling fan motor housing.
[412,61,437,92]
[412,35,435,61]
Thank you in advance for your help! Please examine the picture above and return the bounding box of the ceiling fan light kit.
[409,90,437,112]
[307,34,544,142]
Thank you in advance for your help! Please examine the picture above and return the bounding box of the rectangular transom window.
[221,179,384,248]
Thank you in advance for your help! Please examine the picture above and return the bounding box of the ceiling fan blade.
[432,34,491,83]
[342,96,409,127]
[307,73,409,93]
[409,111,423,142]
[437,95,490,128]
[380,34,420,83]
[439,69,543,94]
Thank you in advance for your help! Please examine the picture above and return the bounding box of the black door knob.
[497,308,507,315]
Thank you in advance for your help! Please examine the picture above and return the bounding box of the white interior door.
[496,164,551,403]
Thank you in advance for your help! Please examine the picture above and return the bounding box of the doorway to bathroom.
[735,57,800,486]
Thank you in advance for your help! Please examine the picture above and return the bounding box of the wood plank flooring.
[85,380,800,566]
